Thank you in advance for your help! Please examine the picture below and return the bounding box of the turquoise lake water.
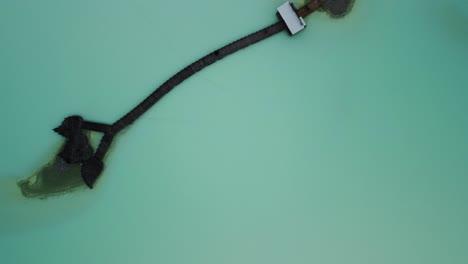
[1,0,468,263]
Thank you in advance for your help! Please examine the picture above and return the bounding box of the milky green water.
[1,0,468,263]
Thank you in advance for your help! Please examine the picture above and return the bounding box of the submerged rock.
[18,157,86,199]
[322,0,355,18]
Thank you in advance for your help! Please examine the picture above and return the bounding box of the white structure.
[277,2,306,35]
